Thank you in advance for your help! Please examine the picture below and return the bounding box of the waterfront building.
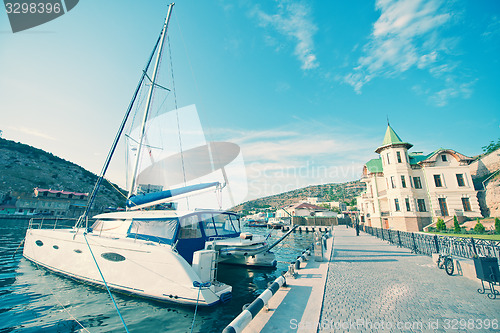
[15,188,88,217]
[357,125,481,231]
[276,202,337,218]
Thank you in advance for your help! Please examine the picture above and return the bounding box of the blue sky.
[1,0,499,200]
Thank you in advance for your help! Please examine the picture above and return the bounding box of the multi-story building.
[357,125,481,231]
[15,188,88,217]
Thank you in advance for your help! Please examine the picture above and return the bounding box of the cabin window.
[213,213,238,235]
[35,240,43,246]
[101,252,126,262]
[201,214,217,237]
[178,215,202,239]
[128,218,177,243]
[229,214,241,233]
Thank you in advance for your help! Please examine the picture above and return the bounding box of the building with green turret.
[357,125,481,231]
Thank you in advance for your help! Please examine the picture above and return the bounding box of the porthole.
[101,252,126,262]
[53,245,59,250]
[74,249,82,254]
[35,240,43,247]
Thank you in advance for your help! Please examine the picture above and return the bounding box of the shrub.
[474,219,485,234]
[495,217,500,235]
[436,218,446,231]
[453,216,461,234]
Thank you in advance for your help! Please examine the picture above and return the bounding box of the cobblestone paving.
[318,227,500,332]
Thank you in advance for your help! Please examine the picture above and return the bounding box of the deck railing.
[364,226,500,261]
[28,217,83,230]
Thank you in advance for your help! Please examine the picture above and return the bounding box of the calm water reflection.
[0,219,314,332]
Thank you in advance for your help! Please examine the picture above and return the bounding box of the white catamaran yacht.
[23,3,277,306]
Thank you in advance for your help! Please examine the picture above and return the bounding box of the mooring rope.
[83,233,130,333]
[190,281,211,333]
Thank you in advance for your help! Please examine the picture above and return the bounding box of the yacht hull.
[23,228,231,306]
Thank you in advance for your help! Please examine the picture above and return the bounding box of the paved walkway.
[319,226,500,332]
[243,236,333,333]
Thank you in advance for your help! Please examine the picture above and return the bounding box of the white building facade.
[357,125,481,232]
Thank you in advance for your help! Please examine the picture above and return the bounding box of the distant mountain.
[0,138,126,210]
[233,180,365,212]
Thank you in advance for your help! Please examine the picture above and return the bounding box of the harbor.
[0,218,317,332]
[224,226,499,332]
[2,1,500,332]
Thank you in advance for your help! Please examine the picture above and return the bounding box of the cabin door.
[175,215,205,265]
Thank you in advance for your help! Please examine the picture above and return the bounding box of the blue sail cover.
[126,182,220,208]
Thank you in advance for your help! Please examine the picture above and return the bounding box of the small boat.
[246,219,268,227]
[23,3,280,307]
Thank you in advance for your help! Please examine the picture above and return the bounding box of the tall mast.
[128,3,175,199]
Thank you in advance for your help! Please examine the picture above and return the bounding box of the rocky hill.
[0,138,126,209]
[234,180,365,212]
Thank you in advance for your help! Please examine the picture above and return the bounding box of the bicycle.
[437,253,454,276]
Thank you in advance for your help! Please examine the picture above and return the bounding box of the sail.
[126,104,248,210]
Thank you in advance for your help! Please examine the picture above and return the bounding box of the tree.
[436,218,446,231]
[482,138,500,155]
[453,216,461,234]
[474,219,485,234]
[495,217,500,235]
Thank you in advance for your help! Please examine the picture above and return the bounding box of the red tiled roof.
[35,188,88,196]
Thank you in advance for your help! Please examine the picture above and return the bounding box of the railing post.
[388,230,392,243]
[397,230,401,247]
[434,235,440,253]
[470,237,477,256]
[411,232,417,253]
[381,228,385,241]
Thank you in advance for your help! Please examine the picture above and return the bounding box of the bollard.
[223,275,287,333]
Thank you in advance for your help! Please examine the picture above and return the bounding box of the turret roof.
[375,124,413,153]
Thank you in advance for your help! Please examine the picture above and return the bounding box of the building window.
[462,198,471,212]
[405,198,411,211]
[434,175,443,187]
[438,198,449,216]
[387,153,391,164]
[417,199,426,212]
[56,193,61,198]
[391,176,396,188]
[394,199,400,211]
[441,154,447,162]
[401,175,407,188]
[413,177,422,189]
[397,151,402,163]
[456,174,465,187]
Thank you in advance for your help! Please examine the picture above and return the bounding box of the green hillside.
[0,138,126,210]
[234,180,365,213]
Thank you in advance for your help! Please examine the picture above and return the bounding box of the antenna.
[386,115,390,126]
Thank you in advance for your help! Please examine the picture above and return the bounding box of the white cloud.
[429,79,477,107]
[344,0,472,104]
[214,122,377,199]
[8,126,56,141]
[252,1,319,70]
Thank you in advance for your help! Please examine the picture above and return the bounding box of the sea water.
[0,219,315,332]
